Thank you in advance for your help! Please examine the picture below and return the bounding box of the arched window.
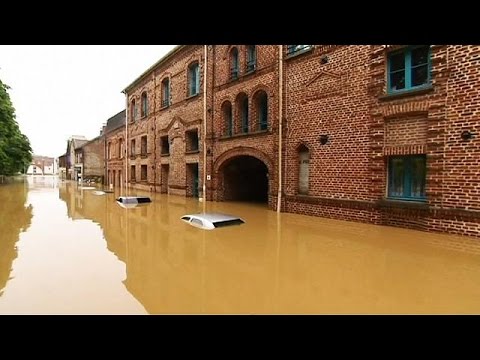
[118,138,123,158]
[162,78,170,107]
[298,144,310,195]
[236,93,249,134]
[131,99,136,121]
[222,101,233,136]
[230,47,239,80]
[246,45,256,72]
[141,92,148,117]
[188,62,200,96]
[254,90,268,131]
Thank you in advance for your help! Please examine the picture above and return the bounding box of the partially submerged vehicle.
[181,213,245,230]
[116,196,152,209]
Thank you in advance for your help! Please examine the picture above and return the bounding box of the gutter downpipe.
[277,45,283,213]
[202,45,208,205]
[124,91,128,196]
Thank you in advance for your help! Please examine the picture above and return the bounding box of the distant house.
[27,155,55,175]
[58,154,67,180]
[66,136,88,181]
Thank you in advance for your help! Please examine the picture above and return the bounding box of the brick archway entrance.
[214,147,273,204]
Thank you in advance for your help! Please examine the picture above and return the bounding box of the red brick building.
[104,110,126,188]
[122,45,480,237]
[124,46,205,196]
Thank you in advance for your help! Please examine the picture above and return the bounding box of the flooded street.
[1,176,480,314]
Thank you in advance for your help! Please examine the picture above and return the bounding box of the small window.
[222,101,233,137]
[246,45,256,72]
[162,78,170,107]
[131,99,137,121]
[118,139,123,158]
[254,90,268,131]
[388,46,431,93]
[130,165,136,181]
[141,165,147,181]
[161,135,170,155]
[186,129,199,152]
[287,45,312,55]
[188,62,200,96]
[141,135,147,156]
[388,155,426,200]
[107,142,112,159]
[141,92,148,117]
[230,47,239,80]
[131,139,136,156]
[241,97,249,133]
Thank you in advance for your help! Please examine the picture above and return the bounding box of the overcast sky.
[0,45,176,158]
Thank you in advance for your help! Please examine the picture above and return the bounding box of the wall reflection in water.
[0,178,33,296]
[56,180,480,314]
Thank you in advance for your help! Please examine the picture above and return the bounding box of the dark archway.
[222,155,268,203]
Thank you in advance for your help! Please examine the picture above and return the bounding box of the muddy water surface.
[1,176,480,314]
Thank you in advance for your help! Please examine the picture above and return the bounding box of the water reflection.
[0,178,33,296]
[2,177,480,314]
[58,181,480,314]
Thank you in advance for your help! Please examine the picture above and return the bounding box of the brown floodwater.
[1,175,480,314]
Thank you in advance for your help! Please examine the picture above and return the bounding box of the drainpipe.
[202,44,208,203]
[153,72,157,193]
[124,91,128,196]
[277,45,283,213]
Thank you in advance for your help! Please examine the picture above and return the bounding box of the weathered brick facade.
[125,46,204,196]
[105,110,126,189]
[82,136,104,182]
[122,45,480,237]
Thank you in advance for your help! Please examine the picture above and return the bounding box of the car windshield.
[213,219,245,228]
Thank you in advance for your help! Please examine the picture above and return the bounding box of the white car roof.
[184,213,243,223]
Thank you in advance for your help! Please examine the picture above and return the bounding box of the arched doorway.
[221,156,268,203]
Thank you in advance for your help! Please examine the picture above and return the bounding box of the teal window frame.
[246,45,256,72]
[387,46,431,94]
[230,48,239,80]
[241,98,249,133]
[189,63,200,96]
[388,155,427,201]
[162,78,170,107]
[258,93,268,131]
[225,105,233,137]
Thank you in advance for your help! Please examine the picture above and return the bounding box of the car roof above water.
[184,213,242,222]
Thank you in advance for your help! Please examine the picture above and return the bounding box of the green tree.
[0,79,32,176]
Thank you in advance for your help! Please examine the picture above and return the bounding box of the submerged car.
[181,213,245,230]
[116,196,152,209]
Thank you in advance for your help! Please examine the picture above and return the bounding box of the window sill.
[160,153,170,157]
[160,104,170,110]
[379,85,433,101]
[285,47,314,60]
[186,93,199,100]
[185,149,200,154]
[378,198,428,209]
[219,129,270,140]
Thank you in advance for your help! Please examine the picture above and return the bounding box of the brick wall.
[126,46,204,195]
[83,137,104,180]
[211,45,279,208]
[284,46,373,211]
[105,125,125,187]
